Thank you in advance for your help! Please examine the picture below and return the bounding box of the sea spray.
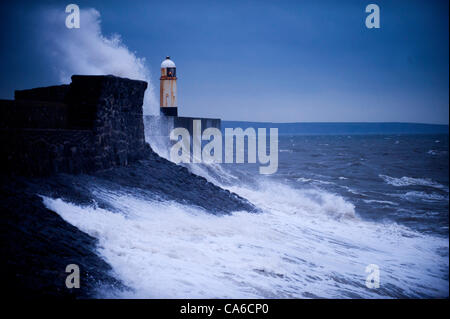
[40,7,158,115]
[34,7,449,299]
[42,128,450,298]
[43,178,448,298]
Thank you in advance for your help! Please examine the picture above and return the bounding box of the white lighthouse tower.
[160,56,178,116]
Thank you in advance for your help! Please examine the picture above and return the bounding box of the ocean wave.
[363,199,399,206]
[338,185,366,196]
[296,177,335,186]
[74,124,448,298]
[401,191,449,202]
[229,180,356,221]
[427,149,448,156]
[379,174,448,191]
[42,184,449,298]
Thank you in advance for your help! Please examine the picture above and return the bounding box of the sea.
[42,123,449,298]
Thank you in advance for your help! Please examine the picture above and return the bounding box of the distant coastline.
[221,122,449,135]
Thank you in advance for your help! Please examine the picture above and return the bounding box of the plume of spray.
[40,7,158,115]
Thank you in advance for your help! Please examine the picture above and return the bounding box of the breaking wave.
[379,174,448,191]
[43,153,449,298]
[34,9,449,297]
[39,7,159,115]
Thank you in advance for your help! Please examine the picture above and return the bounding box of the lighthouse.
[160,56,178,116]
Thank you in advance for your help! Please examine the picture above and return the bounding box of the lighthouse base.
[160,107,178,117]
[144,115,221,139]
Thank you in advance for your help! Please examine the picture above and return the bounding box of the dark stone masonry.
[0,74,257,298]
[0,75,150,176]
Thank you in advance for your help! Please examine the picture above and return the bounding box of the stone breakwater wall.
[0,75,150,176]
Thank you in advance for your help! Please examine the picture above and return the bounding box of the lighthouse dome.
[161,56,176,68]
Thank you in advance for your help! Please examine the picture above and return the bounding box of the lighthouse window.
[166,67,176,77]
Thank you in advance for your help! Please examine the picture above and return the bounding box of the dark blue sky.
[0,0,448,123]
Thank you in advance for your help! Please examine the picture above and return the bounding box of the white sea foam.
[143,116,172,160]
[32,4,449,300]
[401,191,449,202]
[363,199,399,206]
[296,177,335,186]
[379,174,448,191]
[43,175,449,298]
[44,102,450,298]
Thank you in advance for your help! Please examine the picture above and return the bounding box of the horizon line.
[219,120,449,126]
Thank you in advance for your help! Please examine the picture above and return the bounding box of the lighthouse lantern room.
[160,56,178,116]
